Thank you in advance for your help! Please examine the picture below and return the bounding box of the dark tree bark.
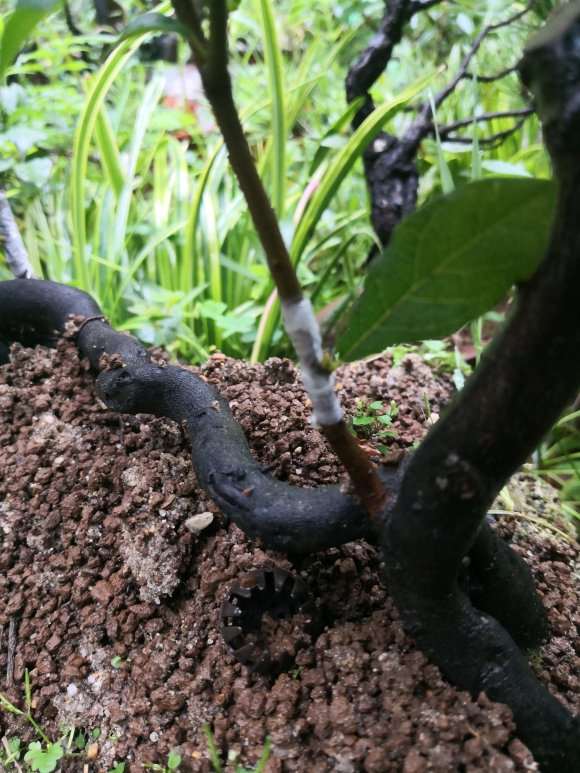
[345,1,534,254]
[345,0,421,253]
[380,7,580,770]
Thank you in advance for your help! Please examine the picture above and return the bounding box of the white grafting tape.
[282,298,343,426]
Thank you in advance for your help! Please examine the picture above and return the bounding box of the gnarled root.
[0,276,569,769]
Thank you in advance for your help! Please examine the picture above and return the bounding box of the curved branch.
[0,277,547,636]
[0,279,384,554]
[0,278,562,765]
[442,118,529,148]
[438,107,535,138]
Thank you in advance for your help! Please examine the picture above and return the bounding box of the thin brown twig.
[438,107,535,137]
[170,0,207,62]
[185,1,301,302]
[6,618,17,688]
[432,2,535,111]
[463,64,519,83]
[208,0,228,76]
[443,117,529,148]
[171,0,388,516]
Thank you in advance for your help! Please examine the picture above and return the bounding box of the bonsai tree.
[0,1,579,770]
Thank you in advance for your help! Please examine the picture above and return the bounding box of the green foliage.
[1,0,551,363]
[255,0,286,216]
[23,741,63,773]
[536,407,580,532]
[119,11,190,44]
[351,399,399,446]
[0,0,62,81]
[252,69,434,361]
[203,724,271,773]
[143,748,183,771]
[337,178,556,360]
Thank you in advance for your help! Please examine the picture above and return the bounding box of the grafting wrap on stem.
[281,298,342,427]
[0,192,34,280]
[171,0,387,516]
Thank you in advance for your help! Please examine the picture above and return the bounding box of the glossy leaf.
[338,178,556,361]
[118,12,191,43]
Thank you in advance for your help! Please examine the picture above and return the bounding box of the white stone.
[184,512,214,534]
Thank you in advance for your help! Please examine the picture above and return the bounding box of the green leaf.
[0,125,45,154]
[94,107,125,198]
[0,0,61,82]
[338,178,556,361]
[167,749,182,770]
[429,92,455,194]
[24,741,64,773]
[70,2,171,288]
[309,97,365,175]
[353,416,374,426]
[291,71,435,267]
[118,12,191,43]
[14,156,52,187]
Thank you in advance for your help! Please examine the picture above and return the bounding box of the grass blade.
[251,71,434,361]
[256,0,285,216]
[94,106,125,198]
[70,1,170,289]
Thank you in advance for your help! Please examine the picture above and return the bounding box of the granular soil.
[0,338,578,772]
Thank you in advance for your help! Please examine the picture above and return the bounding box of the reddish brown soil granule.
[0,340,577,771]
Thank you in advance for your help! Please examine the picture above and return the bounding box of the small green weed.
[0,671,96,771]
[23,741,64,772]
[419,340,471,391]
[143,748,182,771]
[0,670,50,745]
[203,724,271,773]
[351,399,399,447]
[534,406,580,533]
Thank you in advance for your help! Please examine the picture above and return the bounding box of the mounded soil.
[0,337,578,772]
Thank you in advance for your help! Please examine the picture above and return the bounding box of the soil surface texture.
[0,338,578,772]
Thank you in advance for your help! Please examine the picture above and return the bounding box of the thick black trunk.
[0,278,545,628]
[380,10,580,770]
